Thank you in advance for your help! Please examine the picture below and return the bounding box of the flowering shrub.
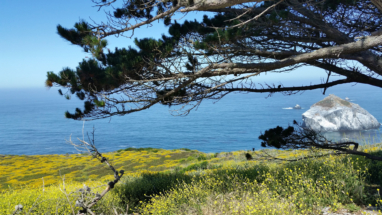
[0,148,198,189]
[138,154,369,214]
[1,143,382,214]
[0,181,115,214]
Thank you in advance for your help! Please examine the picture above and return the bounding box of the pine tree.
[46,0,382,120]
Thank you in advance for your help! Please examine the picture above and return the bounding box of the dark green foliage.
[49,11,254,118]
[259,126,295,148]
[64,101,94,119]
[113,0,177,20]
[48,0,379,120]
[113,172,194,209]
[185,53,198,72]
[56,21,91,47]
[65,111,72,118]
[367,160,382,186]
[57,21,108,64]
[114,2,153,19]
[164,16,172,26]
[350,150,382,186]
[76,91,85,100]
[156,88,187,105]
[245,153,253,160]
[46,72,63,86]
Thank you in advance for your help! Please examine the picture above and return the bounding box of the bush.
[4,146,382,214]
[136,154,370,214]
[112,172,194,210]
[0,181,115,214]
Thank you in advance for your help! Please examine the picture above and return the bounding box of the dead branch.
[67,125,125,214]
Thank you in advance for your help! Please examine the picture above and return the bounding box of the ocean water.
[0,83,381,155]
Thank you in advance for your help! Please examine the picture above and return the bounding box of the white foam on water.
[283,107,305,109]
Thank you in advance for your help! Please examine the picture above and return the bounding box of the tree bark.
[372,0,382,12]
[180,0,270,12]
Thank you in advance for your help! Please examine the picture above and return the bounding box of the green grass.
[1,144,382,214]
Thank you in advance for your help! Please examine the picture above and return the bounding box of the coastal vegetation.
[2,143,382,214]
[0,148,199,190]
[4,0,382,214]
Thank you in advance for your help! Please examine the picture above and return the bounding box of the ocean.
[0,83,381,155]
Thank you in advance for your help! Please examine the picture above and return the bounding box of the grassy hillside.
[0,148,199,190]
[1,144,382,214]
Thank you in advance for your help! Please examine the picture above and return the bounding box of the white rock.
[302,94,380,132]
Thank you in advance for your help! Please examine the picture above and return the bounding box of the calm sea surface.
[0,83,381,155]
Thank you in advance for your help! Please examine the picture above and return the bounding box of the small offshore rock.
[302,94,380,132]
[293,104,301,109]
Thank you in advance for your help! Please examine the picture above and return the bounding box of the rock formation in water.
[293,104,301,109]
[301,94,380,132]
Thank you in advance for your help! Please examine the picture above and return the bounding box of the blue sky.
[0,1,331,89]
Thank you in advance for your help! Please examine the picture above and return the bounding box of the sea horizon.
[1,83,381,155]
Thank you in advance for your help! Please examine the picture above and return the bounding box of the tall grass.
[136,155,369,214]
[1,144,382,214]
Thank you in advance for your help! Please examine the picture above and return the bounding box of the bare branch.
[180,0,269,12]
[66,125,124,214]
[92,0,117,11]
